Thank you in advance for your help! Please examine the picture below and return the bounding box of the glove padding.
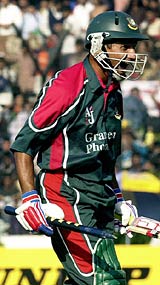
[15,190,64,236]
[41,203,64,220]
[115,200,138,238]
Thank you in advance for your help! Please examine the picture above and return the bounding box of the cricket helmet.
[85,11,148,80]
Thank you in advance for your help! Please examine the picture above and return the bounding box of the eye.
[121,43,137,50]
[120,45,127,51]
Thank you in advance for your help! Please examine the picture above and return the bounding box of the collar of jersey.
[83,56,120,94]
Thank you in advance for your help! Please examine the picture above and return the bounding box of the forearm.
[9,152,56,236]
[14,152,35,194]
[106,173,123,202]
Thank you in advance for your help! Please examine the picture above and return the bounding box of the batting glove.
[15,190,55,236]
[41,202,64,220]
[114,188,138,238]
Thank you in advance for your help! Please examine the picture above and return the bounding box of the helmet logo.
[127,17,138,30]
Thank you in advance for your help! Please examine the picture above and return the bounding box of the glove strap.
[113,188,124,203]
[22,190,39,203]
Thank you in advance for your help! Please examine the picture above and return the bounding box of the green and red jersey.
[11,56,123,183]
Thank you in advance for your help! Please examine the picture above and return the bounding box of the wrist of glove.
[115,200,138,226]
[114,188,138,238]
[15,190,64,236]
[113,188,124,203]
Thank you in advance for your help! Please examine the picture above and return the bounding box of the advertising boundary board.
[0,245,160,285]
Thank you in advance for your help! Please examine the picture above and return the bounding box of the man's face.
[104,42,138,77]
[89,33,147,80]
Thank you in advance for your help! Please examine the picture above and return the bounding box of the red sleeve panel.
[30,62,86,131]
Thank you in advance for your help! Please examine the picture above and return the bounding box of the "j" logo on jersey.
[85,106,95,125]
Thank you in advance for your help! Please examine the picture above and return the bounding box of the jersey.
[11,56,123,184]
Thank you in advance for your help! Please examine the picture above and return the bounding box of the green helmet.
[85,11,148,49]
[84,11,148,81]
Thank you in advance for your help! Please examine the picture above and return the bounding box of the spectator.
[60,5,76,55]
[38,0,52,37]
[0,137,16,184]
[0,53,14,84]
[16,46,37,95]
[71,0,95,39]
[150,86,160,115]
[0,135,10,154]
[0,175,19,197]
[60,38,87,68]
[118,128,136,170]
[90,0,110,19]
[114,0,130,11]
[126,0,147,25]
[147,0,160,14]
[148,55,160,80]
[137,39,158,80]
[0,52,18,96]
[146,87,160,133]
[123,87,148,140]
[7,95,32,143]
[118,128,149,170]
[128,151,144,173]
[0,56,13,117]
[49,0,63,34]
[149,140,160,177]
[0,0,23,52]
[0,75,12,95]
[21,4,41,40]
[17,0,30,13]
[140,8,160,41]
[0,106,10,139]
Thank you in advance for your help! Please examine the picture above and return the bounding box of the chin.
[112,73,125,82]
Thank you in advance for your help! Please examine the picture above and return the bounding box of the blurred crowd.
[0,0,160,236]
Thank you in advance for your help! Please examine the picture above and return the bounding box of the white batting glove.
[15,190,53,236]
[15,190,64,236]
[113,188,138,238]
[41,203,65,220]
[115,200,138,226]
[115,200,138,238]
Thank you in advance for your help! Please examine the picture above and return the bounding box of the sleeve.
[10,75,73,157]
[11,66,86,157]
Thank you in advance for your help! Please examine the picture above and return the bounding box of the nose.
[127,48,136,60]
